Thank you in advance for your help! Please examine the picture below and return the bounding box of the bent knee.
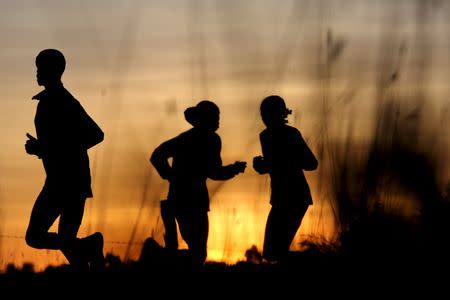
[25,231,42,249]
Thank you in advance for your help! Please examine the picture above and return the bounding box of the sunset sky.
[1,0,449,271]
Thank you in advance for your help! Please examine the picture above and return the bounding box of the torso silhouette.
[260,124,317,207]
[163,127,222,211]
[33,85,102,198]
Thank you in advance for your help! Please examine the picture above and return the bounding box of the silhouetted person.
[253,95,318,263]
[160,199,178,251]
[25,49,105,270]
[151,100,246,268]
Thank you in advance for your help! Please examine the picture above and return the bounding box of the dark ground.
[1,240,449,298]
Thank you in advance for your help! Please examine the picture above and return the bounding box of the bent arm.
[207,135,245,180]
[73,102,104,150]
[209,162,244,180]
[297,133,318,171]
[253,156,269,174]
[254,133,272,174]
[83,114,104,149]
[25,133,42,158]
[150,138,176,180]
[302,146,318,170]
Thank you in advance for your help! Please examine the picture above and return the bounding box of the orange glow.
[1,0,450,272]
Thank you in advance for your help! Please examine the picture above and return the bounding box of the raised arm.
[150,138,177,180]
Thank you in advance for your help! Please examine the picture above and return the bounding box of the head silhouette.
[184,100,220,132]
[35,49,66,87]
[260,95,292,128]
